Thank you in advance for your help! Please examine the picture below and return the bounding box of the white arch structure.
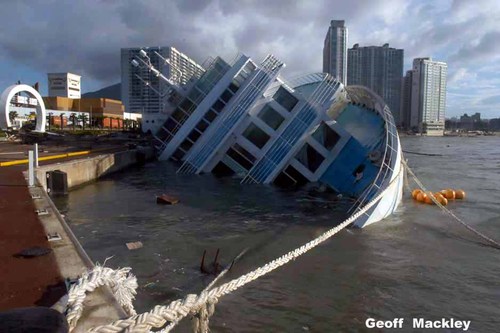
[0,84,46,132]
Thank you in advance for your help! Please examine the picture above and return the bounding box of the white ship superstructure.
[132,51,403,227]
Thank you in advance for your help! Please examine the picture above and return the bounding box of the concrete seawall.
[35,147,155,191]
[29,147,155,331]
[27,179,127,332]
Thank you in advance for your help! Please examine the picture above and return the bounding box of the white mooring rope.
[403,159,500,249]
[66,161,499,332]
[66,266,138,330]
[67,167,401,333]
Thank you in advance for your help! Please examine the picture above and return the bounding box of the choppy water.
[53,136,500,332]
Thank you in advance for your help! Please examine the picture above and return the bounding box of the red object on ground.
[0,166,64,310]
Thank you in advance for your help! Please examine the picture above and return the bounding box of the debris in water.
[156,194,179,205]
[200,249,224,275]
[126,241,143,250]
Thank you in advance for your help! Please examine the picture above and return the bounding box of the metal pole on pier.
[34,143,39,167]
[28,150,35,187]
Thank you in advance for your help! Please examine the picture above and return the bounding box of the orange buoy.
[434,193,448,205]
[416,192,428,203]
[443,189,456,200]
[434,192,444,200]
[412,189,422,199]
[424,192,435,205]
[455,189,466,199]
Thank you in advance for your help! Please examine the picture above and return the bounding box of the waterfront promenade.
[0,162,64,309]
[0,139,151,330]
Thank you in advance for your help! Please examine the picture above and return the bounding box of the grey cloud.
[481,95,500,105]
[0,0,498,95]
[448,31,500,63]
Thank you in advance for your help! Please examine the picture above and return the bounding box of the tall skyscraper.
[121,46,204,114]
[323,20,348,84]
[347,43,404,125]
[409,57,447,136]
[400,70,413,129]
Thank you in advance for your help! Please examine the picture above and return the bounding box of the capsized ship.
[138,52,403,228]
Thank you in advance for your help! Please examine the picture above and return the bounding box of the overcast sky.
[0,0,499,118]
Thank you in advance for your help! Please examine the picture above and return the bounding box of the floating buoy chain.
[87,169,403,333]
[402,160,500,250]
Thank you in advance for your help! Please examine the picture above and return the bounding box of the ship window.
[228,82,240,94]
[180,139,194,152]
[227,148,253,170]
[187,86,204,102]
[164,118,179,132]
[258,105,284,130]
[233,73,247,87]
[172,149,185,161]
[188,129,202,142]
[242,123,270,149]
[196,120,209,132]
[220,89,233,103]
[233,143,256,163]
[296,143,325,172]
[212,99,225,112]
[273,87,298,111]
[244,62,256,73]
[171,108,187,122]
[180,98,196,114]
[204,110,217,122]
[273,165,308,188]
[312,122,340,150]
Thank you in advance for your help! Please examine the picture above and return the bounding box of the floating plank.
[126,241,143,250]
[156,194,179,205]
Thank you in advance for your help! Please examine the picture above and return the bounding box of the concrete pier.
[35,147,154,191]
[0,142,155,331]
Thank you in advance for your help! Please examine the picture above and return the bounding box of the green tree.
[60,113,65,130]
[78,113,89,130]
[70,113,77,130]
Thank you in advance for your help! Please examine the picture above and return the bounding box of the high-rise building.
[121,46,204,114]
[48,72,81,99]
[409,57,447,136]
[323,20,348,84]
[347,43,404,125]
[400,70,413,130]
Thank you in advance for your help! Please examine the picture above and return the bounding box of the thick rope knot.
[66,266,138,331]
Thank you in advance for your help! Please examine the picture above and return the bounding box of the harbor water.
[53,136,500,332]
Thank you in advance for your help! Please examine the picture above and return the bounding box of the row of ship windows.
[159,69,246,144]
[167,65,298,165]
[232,120,340,175]
[170,76,246,160]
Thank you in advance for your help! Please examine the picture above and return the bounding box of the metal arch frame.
[0,84,47,132]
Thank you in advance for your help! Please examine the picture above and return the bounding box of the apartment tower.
[121,46,204,114]
[323,20,348,84]
[409,57,447,136]
[347,43,404,125]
